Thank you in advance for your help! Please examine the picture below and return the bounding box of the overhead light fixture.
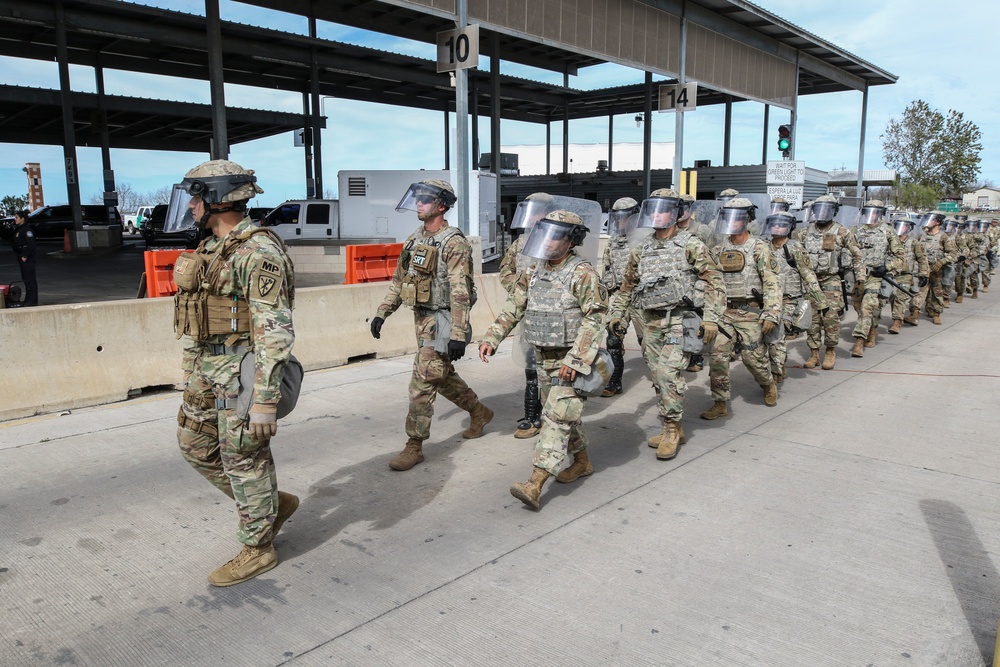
[634,114,643,127]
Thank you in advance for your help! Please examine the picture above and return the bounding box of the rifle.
[880,273,918,297]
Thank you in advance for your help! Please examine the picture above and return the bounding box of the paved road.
[2,287,999,666]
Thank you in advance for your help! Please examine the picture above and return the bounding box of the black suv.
[141,204,206,248]
[17,205,123,239]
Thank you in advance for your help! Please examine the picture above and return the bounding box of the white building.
[502,142,676,176]
[963,187,1000,211]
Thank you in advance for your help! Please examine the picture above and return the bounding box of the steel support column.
[205,0,228,159]
[55,0,82,232]
[856,83,869,201]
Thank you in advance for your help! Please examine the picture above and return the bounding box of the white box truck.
[262,169,500,261]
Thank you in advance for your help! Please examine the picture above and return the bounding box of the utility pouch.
[762,320,785,345]
[572,348,614,396]
[681,310,712,354]
[410,244,439,275]
[236,352,304,421]
[822,234,837,252]
[400,275,418,306]
[718,250,746,273]
[879,280,895,299]
[173,252,206,292]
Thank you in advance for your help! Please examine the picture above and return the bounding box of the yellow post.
[679,169,688,196]
[689,170,698,198]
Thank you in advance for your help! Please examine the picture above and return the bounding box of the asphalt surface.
[3,277,1000,666]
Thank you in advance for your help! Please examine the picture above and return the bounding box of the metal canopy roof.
[0,85,318,152]
[0,0,896,153]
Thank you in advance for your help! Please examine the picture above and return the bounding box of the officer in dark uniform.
[11,210,38,306]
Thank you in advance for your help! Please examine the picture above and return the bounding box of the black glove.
[918,276,929,287]
[370,316,384,339]
[447,340,467,361]
[870,265,887,278]
[957,255,966,263]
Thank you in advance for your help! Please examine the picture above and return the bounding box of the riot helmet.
[769,197,790,215]
[943,218,959,234]
[165,159,263,233]
[396,179,457,219]
[762,212,797,239]
[892,218,914,238]
[607,197,639,237]
[714,197,756,235]
[920,211,946,229]
[978,219,991,233]
[857,199,887,227]
[717,187,740,205]
[510,192,555,231]
[521,210,589,261]
[636,189,682,230]
[810,195,840,224]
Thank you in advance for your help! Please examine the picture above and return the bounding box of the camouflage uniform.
[953,229,970,300]
[483,251,607,476]
[376,222,485,442]
[795,220,864,352]
[609,231,724,421]
[917,228,957,319]
[850,221,905,343]
[177,217,295,548]
[767,238,827,379]
[601,234,646,344]
[891,234,929,325]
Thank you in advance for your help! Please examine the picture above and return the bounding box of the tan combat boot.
[656,420,683,460]
[865,326,878,348]
[510,468,551,509]
[802,348,821,369]
[955,293,964,304]
[888,319,902,334]
[943,297,951,308]
[821,347,837,370]
[648,419,686,448]
[389,438,424,471]
[983,285,990,293]
[932,313,942,324]
[700,401,728,420]
[904,309,920,326]
[208,543,277,587]
[462,403,494,439]
[556,449,593,483]
[762,381,778,406]
[851,338,865,357]
[972,288,979,299]
[274,491,300,537]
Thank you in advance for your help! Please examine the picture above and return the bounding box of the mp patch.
[252,258,283,305]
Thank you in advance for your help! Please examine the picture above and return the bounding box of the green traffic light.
[778,138,791,151]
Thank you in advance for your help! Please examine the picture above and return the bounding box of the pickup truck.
[125,205,155,235]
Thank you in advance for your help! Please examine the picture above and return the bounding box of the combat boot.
[513,420,541,439]
[888,319,902,334]
[943,297,951,307]
[983,285,990,293]
[656,420,683,460]
[773,369,785,384]
[389,438,424,471]
[904,309,919,326]
[972,288,979,299]
[851,338,865,357]
[955,293,963,303]
[462,403,494,439]
[273,491,300,537]
[762,381,778,407]
[556,449,593,483]
[700,401,728,420]
[207,543,277,587]
[802,348,821,369]
[932,313,942,325]
[648,420,686,448]
[510,468,551,509]
[686,354,704,372]
[821,347,837,370]
[865,326,878,348]
[600,380,622,397]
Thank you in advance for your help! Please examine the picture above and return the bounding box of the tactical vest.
[801,222,843,276]
[173,226,294,342]
[902,237,919,276]
[776,241,804,298]
[919,232,946,266]
[718,236,763,302]
[631,231,696,311]
[400,225,465,310]
[853,225,890,268]
[522,255,589,348]
[602,236,632,291]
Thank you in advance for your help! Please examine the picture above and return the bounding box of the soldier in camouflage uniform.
[600,197,643,397]
[702,198,782,419]
[965,220,989,298]
[479,211,607,510]
[951,218,971,303]
[914,212,957,325]
[170,160,298,587]
[794,195,865,370]
[889,217,929,333]
[607,190,724,459]
[370,179,493,471]
[760,212,828,383]
[674,192,715,372]
[988,219,1000,280]
[848,201,905,356]
[498,193,553,437]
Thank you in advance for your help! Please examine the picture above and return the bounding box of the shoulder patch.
[25,230,34,238]
[251,256,284,305]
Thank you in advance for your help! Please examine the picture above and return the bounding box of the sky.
[1,0,997,208]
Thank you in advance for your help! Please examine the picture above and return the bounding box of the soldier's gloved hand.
[870,265,888,278]
[761,319,777,336]
[248,404,278,440]
[447,340,467,362]
[370,316,385,339]
[700,321,718,345]
[918,276,929,287]
[607,317,627,338]
[957,255,966,264]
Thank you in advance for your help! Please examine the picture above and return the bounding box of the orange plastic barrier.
[344,243,403,284]
[143,249,194,298]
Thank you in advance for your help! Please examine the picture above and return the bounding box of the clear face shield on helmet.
[920,213,944,229]
[978,221,990,233]
[520,218,585,260]
[762,213,796,239]
[607,209,636,237]
[893,219,913,238]
[510,198,554,231]
[857,206,887,227]
[163,185,198,234]
[770,201,790,215]
[714,207,752,235]
[395,182,455,214]
[943,220,959,234]
[636,196,682,229]
[810,201,839,223]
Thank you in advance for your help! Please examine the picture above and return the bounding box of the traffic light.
[777,124,792,157]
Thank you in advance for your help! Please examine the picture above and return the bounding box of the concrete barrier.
[0,274,510,422]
